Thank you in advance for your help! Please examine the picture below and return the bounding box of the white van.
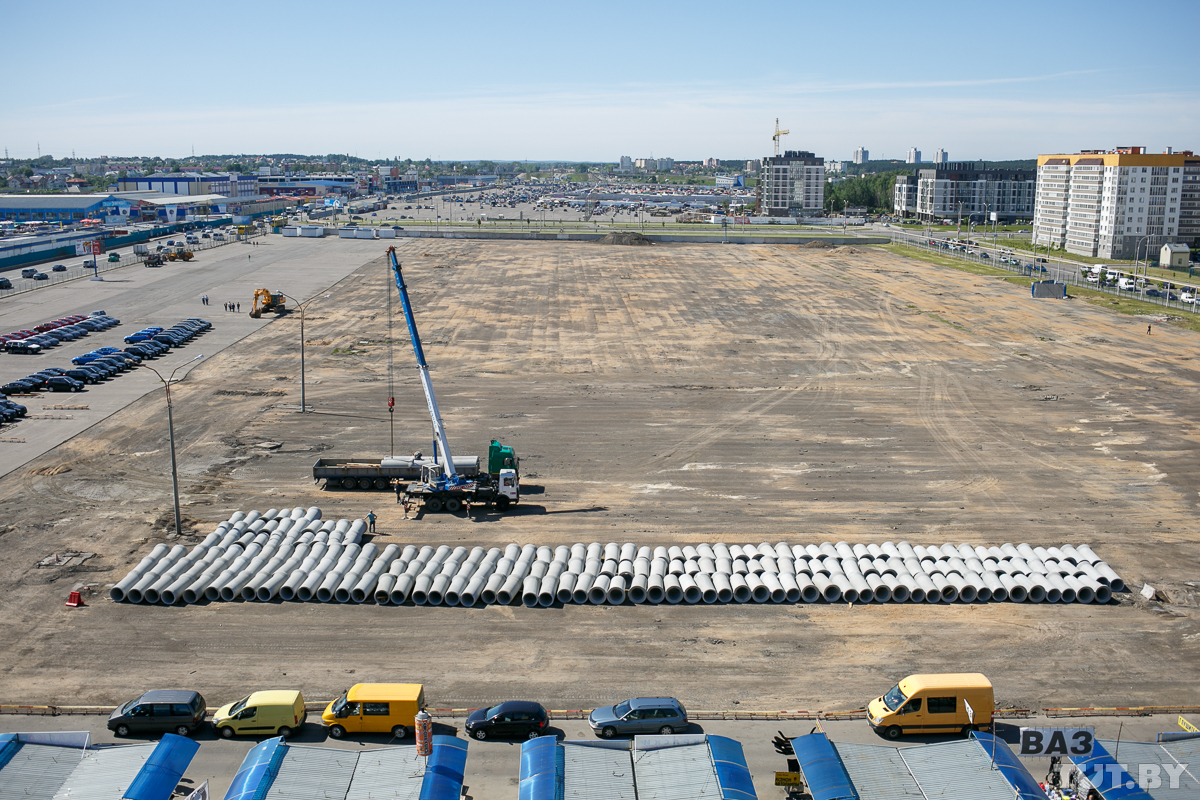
[1117,277,1137,291]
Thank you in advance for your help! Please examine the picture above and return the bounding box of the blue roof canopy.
[123,734,200,800]
[791,733,857,800]
[221,737,287,800]
[1070,740,1155,800]
[419,736,468,800]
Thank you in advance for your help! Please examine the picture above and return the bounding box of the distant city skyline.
[3,0,1196,162]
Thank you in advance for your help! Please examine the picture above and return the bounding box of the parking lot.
[0,237,1197,743]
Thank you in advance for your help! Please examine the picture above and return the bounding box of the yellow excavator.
[249,288,286,318]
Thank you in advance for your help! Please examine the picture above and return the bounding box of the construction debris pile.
[109,508,1126,608]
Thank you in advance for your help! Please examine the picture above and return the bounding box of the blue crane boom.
[387,246,465,489]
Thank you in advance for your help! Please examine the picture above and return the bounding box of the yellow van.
[867,673,993,740]
[212,690,307,739]
[321,683,425,739]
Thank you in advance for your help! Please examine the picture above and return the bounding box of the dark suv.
[465,700,549,741]
[108,690,207,737]
[588,697,688,738]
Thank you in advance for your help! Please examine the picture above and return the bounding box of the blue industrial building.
[0,193,137,224]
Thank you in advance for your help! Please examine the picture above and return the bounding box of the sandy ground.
[1,239,1198,712]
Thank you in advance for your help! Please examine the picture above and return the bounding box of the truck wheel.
[425,497,443,513]
[885,726,902,740]
[342,477,358,490]
[391,725,407,738]
[445,498,463,513]
[374,478,389,490]
[495,496,511,512]
[357,477,373,490]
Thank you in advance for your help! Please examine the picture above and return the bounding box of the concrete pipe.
[411,574,434,605]
[607,575,627,605]
[914,573,939,603]
[865,574,891,603]
[713,543,731,560]
[845,573,870,604]
[589,574,611,605]
[555,572,576,604]
[390,573,416,604]
[585,542,602,561]
[529,561,550,582]
[856,557,875,576]
[572,573,595,604]
[982,572,1006,602]
[629,575,648,604]
[1059,544,1083,563]
[792,557,813,577]
[128,545,187,603]
[646,573,665,604]
[601,542,619,561]
[481,573,506,605]
[778,572,801,603]
[187,545,243,603]
[707,572,731,603]
[668,559,685,576]
[597,558,616,577]
[684,559,701,576]
[569,543,587,561]
[697,543,715,561]
[881,542,901,559]
[634,557,651,576]
[999,573,1025,602]
[1066,575,1092,604]
[852,543,870,559]
[617,559,635,579]
[207,549,256,602]
[241,553,288,601]
[161,549,224,605]
[731,559,749,576]
[933,574,959,603]
[650,558,667,578]
[835,542,855,560]
[693,573,717,604]
[1094,563,1124,591]
[679,574,701,604]
[743,572,768,603]
[811,573,841,603]
[352,545,401,603]
[760,572,786,603]
[1075,544,1101,564]
[662,574,683,604]
[374,574,397,604]
[758,555,777,574]
[146,549,205,604]
[520,575,540,607]
[1031,575,1056,602]
[883,573,909,603]
[1049,574,1075,603]
[619,542,637,562]
[318,554,358,603]
[828,573,853,603]
[681,545,699,561]
[1090,580,1112,604]
[568,558,585,574]
[955,575,978,603]
[730,545,747,560]
[1019,575,1044,603]
[907,573,930,603]
[791,574,817,603]
[539,564,565,607]
[715,557,733,575]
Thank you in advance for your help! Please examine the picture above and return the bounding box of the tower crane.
[773,118,790,156]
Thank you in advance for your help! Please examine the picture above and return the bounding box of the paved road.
[0,711,1183,800]
[0,236,387,478]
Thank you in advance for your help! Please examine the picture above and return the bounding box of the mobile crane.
[386,246,520,513]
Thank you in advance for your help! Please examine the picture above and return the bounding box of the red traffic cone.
[65,591,84,607]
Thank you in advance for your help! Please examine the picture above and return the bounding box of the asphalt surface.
[0,711,1185,800]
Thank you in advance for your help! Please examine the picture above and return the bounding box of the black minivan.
[108,690,207,737]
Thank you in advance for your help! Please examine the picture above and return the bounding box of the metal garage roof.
[831,742,912,800]
[0,742,82,800]
[223,736,466,800]
[900,736,1042,800]
[53,744,153,800]
[0,732,193,800]
[520,735,756,800]
[1070,738,1200,800]
[0,195,116,210]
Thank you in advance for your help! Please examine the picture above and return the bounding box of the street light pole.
[143,354,204,538]
[281,291,332,413]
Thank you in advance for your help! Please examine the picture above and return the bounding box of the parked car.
[212,690,307,739]
[65,369,98,385]
[1180,291,1196,303]
[52,264,67,272]
[19,375,48,390]
[4,340,42,354]
[0,399,28,416]
[2,381,36,394]
[47,376,84,392]
[588,697,688,738]
[465,701,549,741]
[108,690,207,737]
[33,272,48,281]
[0,278,11,289]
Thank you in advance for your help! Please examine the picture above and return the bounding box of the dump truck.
[249,288,286,318]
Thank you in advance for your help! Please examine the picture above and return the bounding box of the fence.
[890,231,1200,315]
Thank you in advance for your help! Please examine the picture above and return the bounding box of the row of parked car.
[105,683,688,744]
[2,311,119,355]
[0,318,211,397]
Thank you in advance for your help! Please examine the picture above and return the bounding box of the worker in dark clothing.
[367,510,377,533]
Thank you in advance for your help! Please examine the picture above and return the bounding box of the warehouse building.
[223,735,467,800]
[117,172,259,198]
[0,731,197,800]
[0,193,136,224]
[789,731,1045,800]
[520,734,757,800]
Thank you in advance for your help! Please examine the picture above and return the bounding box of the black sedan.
[65,369,98,385]
[2,381,36,394]
[464,701,549,741]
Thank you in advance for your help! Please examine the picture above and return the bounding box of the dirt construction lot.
[1,239,1198,712]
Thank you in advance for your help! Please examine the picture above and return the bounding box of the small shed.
[0,731,198,800]
[1161,242,1190,268]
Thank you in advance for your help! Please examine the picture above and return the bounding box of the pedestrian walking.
[367,510,377,533]
[237,302,241,313]
[1148,324,1152,335]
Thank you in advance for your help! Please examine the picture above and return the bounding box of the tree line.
[824,171,907,214]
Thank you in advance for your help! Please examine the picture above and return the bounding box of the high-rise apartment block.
[934,149,948,165]
[853,147,868,164]
[893,162,1035,223]
[760,150,825,217]
[618,156,633,174]
[906,148,922,164]
[1033,147,1196,258]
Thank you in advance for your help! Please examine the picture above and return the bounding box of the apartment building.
[934,149,948,165]
[1033,147,1194,258]
[906,148,922,164]
[759,150,824,216]
[892,162,1035,223]
[853,147,868,164]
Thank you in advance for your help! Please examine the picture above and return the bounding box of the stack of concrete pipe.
[110,515,1124,607]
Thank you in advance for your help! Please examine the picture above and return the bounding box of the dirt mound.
[833,246,862,255]
[595,231,654,246]
[28,464,72,476]
[801,240,837,249]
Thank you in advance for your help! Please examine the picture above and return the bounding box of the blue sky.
[3,0,1197,162]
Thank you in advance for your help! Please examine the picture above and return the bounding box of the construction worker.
[367,510,377,533]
